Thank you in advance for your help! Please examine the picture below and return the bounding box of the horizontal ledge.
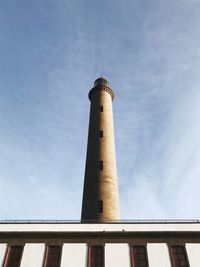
[1,231,200,242]
[0,220,199,224]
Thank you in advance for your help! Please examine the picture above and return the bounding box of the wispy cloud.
[0,0,200,219]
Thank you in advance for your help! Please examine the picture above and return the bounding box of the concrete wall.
[20,244,45,267]
[147,243,171,267]
[186,244,200,267]
[0,239,200,266]
[0,223,200,265]
[105,244,131,267]
[0,244,7,266]
[61,244,87,267]
[0,222,200,232]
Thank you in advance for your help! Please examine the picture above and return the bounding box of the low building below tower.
[0,220,200,266]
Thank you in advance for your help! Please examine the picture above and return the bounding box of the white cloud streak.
[0,0,200,220]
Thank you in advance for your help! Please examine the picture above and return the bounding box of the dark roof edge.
[0,220,199,224]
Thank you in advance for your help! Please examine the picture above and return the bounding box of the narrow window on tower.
[99,106,103,112]
[169,246,189,267]
[88,246,104,267]
[3,246,24,267]
[98,201,103,213]
[44,246,62,267]
[131,246,149,267]
[99,130,103,138]
[99,161,103,170]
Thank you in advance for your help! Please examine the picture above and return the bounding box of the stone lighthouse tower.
[81,77,120,222]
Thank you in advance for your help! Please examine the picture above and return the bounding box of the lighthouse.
[81,77,120,222]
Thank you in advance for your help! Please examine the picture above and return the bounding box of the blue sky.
[0,0,200,220]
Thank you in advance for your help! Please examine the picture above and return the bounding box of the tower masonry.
[81,77,120,222]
